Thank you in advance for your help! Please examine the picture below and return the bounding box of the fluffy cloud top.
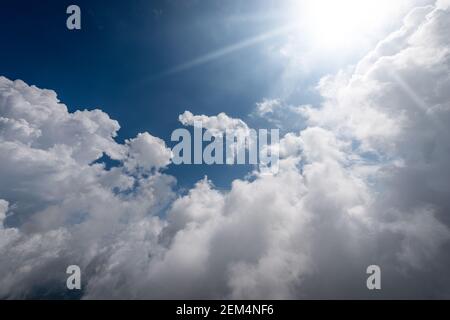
[255,99,282,116]
[179,110,250,137]
[1,2,450,299]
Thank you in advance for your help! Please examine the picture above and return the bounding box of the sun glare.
[293,0,402,50]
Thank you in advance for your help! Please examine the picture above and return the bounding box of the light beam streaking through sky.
[152,24,295,79]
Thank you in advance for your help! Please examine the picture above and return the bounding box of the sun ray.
[155,24,295,78]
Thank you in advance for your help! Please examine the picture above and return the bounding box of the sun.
[291,0,401,51]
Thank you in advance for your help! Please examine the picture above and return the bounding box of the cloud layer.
[1,2,450,299]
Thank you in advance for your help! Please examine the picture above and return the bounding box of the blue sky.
[0,0,407,189]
